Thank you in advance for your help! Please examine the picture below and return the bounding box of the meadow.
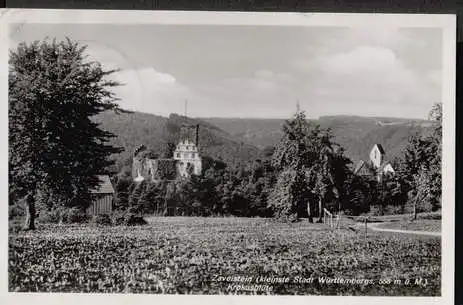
[9,217,441,296]
[375,219,441,232]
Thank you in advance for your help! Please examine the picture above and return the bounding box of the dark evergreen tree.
[113,176,133,211]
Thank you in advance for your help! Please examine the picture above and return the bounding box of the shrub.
[9,204,25,220]
[38,209,62,224]
[111,211,128,226]
[111,210,147,226]
[8,217,24,234]
[61,207,89,224]
[367,205,383,216]
[418,200,434,213]
[124,213,148,226]
[91,214,112,226]
[419,213,441,220]
[382,205,406,215]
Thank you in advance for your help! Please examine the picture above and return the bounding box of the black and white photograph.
[1,10,456,305]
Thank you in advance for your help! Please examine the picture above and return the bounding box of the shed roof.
[91,175,115,194]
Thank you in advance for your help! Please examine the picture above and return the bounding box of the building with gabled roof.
[87,175,114,215]
[354,144,394,181]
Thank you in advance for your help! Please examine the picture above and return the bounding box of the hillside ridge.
[94,110,432,171]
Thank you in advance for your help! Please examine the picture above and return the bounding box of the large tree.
[9,38,124,230]
[399,102,442,215]
[427,102,442,210]
[308,130,351,222]
[269,110,314,221]
[269,110,348,222]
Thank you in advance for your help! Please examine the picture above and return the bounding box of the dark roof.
[374,144,385,155]
[91,175,115,194]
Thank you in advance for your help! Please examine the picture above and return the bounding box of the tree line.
[112,104,442,222]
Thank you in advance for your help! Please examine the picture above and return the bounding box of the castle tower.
[174,124,202,178]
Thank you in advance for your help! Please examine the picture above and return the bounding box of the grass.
[346,211,441,223]
[376,219,441,232]
[9,216,441,296]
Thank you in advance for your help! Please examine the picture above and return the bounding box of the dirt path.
[366,222,441,237]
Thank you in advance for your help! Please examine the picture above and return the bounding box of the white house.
[354,144,395,181]
[369,144,385,169]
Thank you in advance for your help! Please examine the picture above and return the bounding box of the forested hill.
[92,111,262,171]
[94,110,433,173]
[201,115,434,165]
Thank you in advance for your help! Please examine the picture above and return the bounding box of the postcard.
[1,9,456,305]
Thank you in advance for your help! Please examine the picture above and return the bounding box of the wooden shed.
[87,175,114,215]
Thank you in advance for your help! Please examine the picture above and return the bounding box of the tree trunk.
[307,201,313,223]
[413,190,421,221]
[318,198,323,223]
[23,193,36,231]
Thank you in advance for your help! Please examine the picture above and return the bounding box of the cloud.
[109,67,202,116]
[84,43,187,117]
[426,70,442,86]
[321,46,397,75]
[83,40,136,71]
[342,26,405,48]
[316,45,431,99]
[290,42,442,118]
[195,69,296,111]
[106,66,294,118]
[230,70,292,93]
[9,24,441,119]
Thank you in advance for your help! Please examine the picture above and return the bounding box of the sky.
[9,23,443,119]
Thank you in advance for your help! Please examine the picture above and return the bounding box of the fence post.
[364,217,368,239]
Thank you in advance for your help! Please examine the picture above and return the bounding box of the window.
[176,153,180,158]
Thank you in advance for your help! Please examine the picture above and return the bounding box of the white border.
[0,9,456,305]
[0,9,457,26]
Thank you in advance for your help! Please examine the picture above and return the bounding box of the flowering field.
[9,217,441,296]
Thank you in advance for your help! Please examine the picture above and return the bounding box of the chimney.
[195,124,199,146]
